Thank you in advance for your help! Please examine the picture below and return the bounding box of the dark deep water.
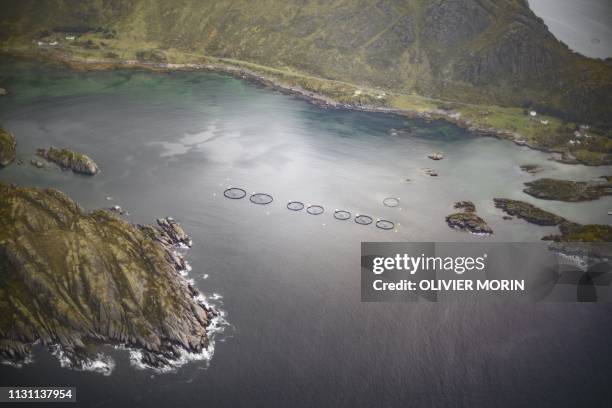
[1,60,612,407]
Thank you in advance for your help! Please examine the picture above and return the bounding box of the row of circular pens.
[223,187,398,230]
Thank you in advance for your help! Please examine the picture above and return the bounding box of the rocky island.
[494,198,612,242]
[523,177,612,202]
[37,147,99,175]
[0,128,16,167]
[446,201,493,235]
[493,198,565,226]
[0,183,217,371]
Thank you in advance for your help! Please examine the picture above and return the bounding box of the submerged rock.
[523,178,612,202]
[493,198,565,226]
[37,146,99,175]
[446,212,493,235]
[519,164,543,174]
[0,183,213,370]
[421,168,438,177]
[0,128,16,167]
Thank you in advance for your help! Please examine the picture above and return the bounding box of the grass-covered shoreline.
[2,34,611,166]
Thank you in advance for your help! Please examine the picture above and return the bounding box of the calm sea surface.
[0,60,611,407]
[529,0,612,59]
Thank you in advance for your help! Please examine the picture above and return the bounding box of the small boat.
[428,152,444,160]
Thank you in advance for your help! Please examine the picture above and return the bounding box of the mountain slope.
[1,0,611,128]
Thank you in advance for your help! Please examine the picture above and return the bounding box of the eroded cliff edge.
[0,182,218,372]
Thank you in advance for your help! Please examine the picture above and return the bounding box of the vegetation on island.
[0,128,16,167]
[494,198,611,242]
[543,222,612,243]
[1,0,611,164]
[493,198,565,226]
[523,177,612,202]
[446,201,492,234]
[37,146,99,175]
[0,183,215,370]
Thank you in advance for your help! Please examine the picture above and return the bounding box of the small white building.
[529,110,537,117]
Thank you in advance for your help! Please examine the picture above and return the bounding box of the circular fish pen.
[383,197,400,208]
[355,215,373,225]
[249,193,274,205]
[376,220,395,230]
[306,205,325,215]
[333,210,351,221]
[287,201,305,211]
[223,187,247,200]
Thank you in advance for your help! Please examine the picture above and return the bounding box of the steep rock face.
[423,0,494,50]
[453,18,558,85]
[0,183,214,370]
[0,128,16,167]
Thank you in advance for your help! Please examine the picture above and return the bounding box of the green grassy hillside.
[1,0,611,132]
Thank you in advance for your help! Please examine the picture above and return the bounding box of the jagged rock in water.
[453,201,476,213]
[523,178,612,202]
[0,183,213,370]
[446,212,493,235]
[156,217,192,248]
[37,146,99,175]
[493,198,565,226]
[0,128,16,167]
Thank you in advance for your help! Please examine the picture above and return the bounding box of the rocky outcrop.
[0,183,217,371]
[423,0,493,49]
[446,201,492,234]
[446,212,493,235]
[37,146,99,175]
[0,128,16,167]
[493,198,565,226]
[494,197,611,243]
[523,178,612,202]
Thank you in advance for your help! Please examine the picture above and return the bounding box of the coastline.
[2,47,608,166]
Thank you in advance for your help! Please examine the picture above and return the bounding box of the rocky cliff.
[0,183,216,370]
[1,0,610,128]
